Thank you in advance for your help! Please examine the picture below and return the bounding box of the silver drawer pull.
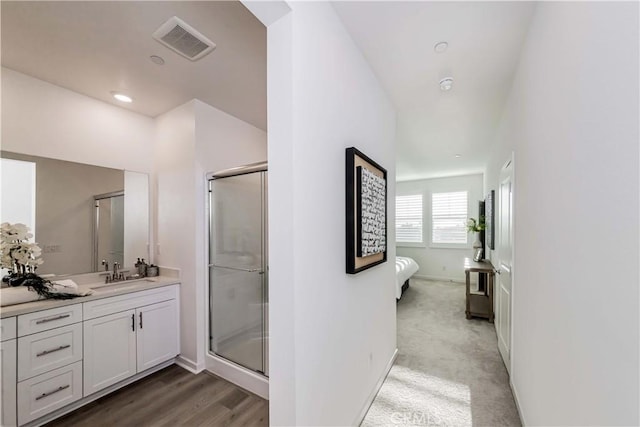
[35,384,70,401]
[35,314,71,324]
[36,345,71,357]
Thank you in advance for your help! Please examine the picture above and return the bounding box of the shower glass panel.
[209,169,268,376]
[94,192,125,271]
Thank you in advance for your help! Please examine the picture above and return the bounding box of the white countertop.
[0,274,180,318]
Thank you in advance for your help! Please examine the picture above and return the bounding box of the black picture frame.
[346,147,387,274]
[485,190,495,250]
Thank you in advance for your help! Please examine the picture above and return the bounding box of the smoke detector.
[434,41,448,53]
[439,77,454,91]
[152,16,216,61]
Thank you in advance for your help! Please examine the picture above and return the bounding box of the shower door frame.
[93,190,124,272]
[206,162,269,383]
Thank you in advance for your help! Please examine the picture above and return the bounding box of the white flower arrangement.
[466,217,486,233]
[1,222,44,274]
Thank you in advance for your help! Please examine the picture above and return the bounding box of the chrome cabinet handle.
[36,314,70,324]
[36,345,71,357]
[35,385,70,401]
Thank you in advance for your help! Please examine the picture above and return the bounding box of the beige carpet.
[361,279,521,427]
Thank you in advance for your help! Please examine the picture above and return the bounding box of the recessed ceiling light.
[111,92,133,103]
[439,77,454,91]
[150,55,165,65]
[455,154,462,158]
[434,41,448,53]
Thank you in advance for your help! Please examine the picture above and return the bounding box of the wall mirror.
[1,151,149,276]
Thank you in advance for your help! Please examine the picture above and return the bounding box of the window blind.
[432,191,468,244]
[396,195,423,243]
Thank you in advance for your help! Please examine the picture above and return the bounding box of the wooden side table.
[464,258,495,323]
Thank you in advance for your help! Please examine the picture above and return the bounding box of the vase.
[472,233,482,249]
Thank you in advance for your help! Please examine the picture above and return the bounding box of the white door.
[136,300,179,372]
[496,156,514,372]
[1,339,17,427]
[83,310,137,395]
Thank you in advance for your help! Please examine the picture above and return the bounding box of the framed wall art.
[345,147,387,274]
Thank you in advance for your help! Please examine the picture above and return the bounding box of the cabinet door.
[136,300,178,372]
[1,339,17,427]
[83,310,137,395]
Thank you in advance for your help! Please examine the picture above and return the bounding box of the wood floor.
[46,365,269,427]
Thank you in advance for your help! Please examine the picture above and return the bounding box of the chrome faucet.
[101,261,131,283]
[101,259,109,272]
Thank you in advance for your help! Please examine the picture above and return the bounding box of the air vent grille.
[153,17,216,61]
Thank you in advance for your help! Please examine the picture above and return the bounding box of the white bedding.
[396,256,419,299]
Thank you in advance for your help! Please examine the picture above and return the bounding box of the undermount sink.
[90,278,156,292]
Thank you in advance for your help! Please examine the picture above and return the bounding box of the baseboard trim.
[414,274,465,284]
[510,378,527,426]
[353,348,399,426]
[175,355,205,374]
[205,352,269,400]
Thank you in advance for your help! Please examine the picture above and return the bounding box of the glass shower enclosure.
[93,191,125,272]
[208,162,268,377]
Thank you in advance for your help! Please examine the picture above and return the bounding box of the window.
[396,195,423,243]
[432,191,468,245]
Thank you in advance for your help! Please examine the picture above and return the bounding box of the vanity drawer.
[18,323,83,381]
[18,304,82,336]
[83,285,178,320]
[17,361,82,425]
[1,317,17,341]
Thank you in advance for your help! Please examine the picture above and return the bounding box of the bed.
[396,256,419,300]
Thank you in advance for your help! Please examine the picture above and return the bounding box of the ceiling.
[1,1,267,130]
[333,2,535,181]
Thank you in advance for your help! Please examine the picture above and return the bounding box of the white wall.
[123,171,150,269]
[267,3,397,425]
[154,100,199,368]
[397,174,483,282]
[1,68,155,173]
[264,8,296,424]
[485,2,639,425]
[154,99,267,371]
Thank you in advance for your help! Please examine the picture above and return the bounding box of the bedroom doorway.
[496,155,514,372]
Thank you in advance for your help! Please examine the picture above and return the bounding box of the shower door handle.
[209,264,263,273]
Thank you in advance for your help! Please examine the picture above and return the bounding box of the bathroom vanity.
[0,275,180,427]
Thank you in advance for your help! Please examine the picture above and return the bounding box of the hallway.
[363,279,520,426]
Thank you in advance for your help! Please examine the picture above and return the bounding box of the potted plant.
[466,216,486,249]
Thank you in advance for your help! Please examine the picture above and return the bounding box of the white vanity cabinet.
[83,285,179,396]
[1,317,17,427]
[15,304,84,426]
[2,283,179,426]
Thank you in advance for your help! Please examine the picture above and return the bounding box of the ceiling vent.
[152,16,216,61]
